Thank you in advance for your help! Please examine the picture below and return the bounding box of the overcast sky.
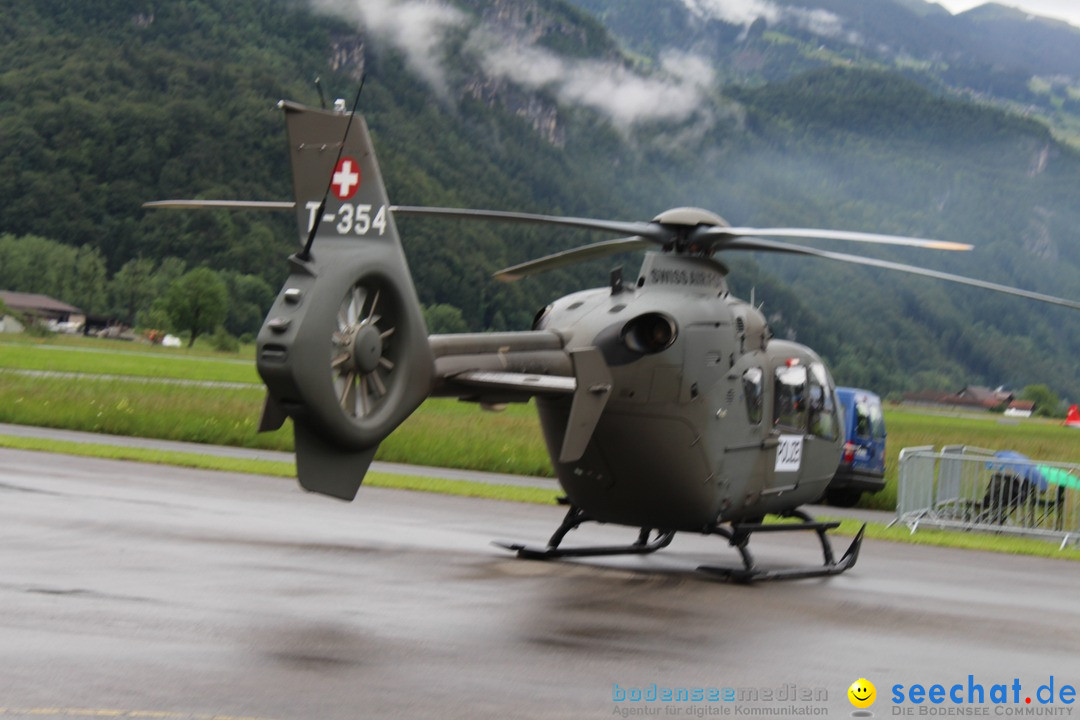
[934,0,1080,28]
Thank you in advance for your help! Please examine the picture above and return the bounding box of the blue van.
[825,387,887,507]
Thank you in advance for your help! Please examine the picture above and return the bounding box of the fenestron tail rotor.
[332,282,398,420]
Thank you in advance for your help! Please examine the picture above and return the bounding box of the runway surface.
[2,447,1079,719]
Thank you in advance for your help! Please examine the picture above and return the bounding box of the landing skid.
[698,509,866,583]
[494,505,865,583]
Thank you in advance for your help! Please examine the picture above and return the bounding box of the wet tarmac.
[1,447,1078,719]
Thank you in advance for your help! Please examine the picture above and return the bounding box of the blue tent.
[988,450,1048,492]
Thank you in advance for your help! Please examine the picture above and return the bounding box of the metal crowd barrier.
[894,446,1080,549]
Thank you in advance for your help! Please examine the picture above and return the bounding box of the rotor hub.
[352,322,384,374]
[652,207,729,228]
[330,282,398,422]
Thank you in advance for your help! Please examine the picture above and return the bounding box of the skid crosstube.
[494,505,866,583]
[493,505,676,559]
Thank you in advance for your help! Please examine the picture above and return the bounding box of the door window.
[808,362,838,440]
[742,367,764,424]
[774,365,807,431]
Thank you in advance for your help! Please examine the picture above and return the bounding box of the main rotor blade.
[143,200,296,211]
[722,238,1080,311]
[494,236,654,283]
[695,226,973,251]
[391,206,671,243]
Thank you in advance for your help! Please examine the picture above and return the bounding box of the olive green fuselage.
[531,253,842,530]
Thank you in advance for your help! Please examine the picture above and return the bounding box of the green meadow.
[2,333,1079,514]
[0,336,257,381]
[0,334,553,476]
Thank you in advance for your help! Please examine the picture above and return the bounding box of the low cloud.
[477,43,715,130]
[309,0,467,98]
[310,0,716,130]
[681,0,849,39]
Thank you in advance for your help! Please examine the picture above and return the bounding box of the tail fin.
[256,101,434,500]
[1066,405,1080,428]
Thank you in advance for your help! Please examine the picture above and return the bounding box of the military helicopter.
[149,99,1080,582]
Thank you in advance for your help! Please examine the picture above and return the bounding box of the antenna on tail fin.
[298,74,366,262]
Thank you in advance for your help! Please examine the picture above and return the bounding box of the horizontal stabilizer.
[450,371,575,394]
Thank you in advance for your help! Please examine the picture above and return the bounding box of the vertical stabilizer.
[256,101,434,500]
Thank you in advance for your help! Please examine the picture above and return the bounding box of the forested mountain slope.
[569,0,1080,133]
[1,0,1078,400]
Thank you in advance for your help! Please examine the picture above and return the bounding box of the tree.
[151,258,188,296]
[163,268,228,348]
[423,303,468,334]
[109,257,157,326]
[1020,384,1062,418]
[0,233,76,300]
[68,245,108,316]
[221,271,274,338]
[137,257,188,330]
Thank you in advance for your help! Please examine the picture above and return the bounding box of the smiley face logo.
[848,678,876,708]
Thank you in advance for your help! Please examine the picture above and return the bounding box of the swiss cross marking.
[331,157,361,200]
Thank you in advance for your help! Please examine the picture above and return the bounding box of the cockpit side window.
[773,365,807,431]
[808,362,838,440]
[742,367,763,424]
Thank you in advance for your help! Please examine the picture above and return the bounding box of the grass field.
[0,334,554,475]
[0,337,258,383]
[2,333,1079,513]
